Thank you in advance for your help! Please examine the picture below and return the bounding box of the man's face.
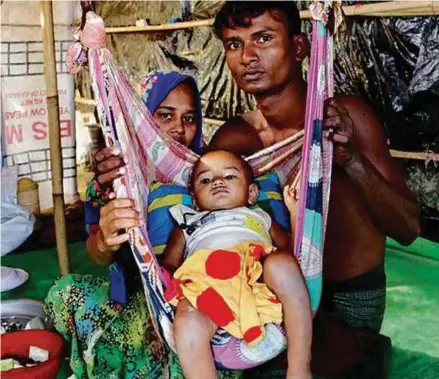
[221,11,298,95]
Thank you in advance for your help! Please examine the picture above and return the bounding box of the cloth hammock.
[69,1,337,370]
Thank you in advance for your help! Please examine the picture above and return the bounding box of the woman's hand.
[93,147,126,190]
[97,197,142,254]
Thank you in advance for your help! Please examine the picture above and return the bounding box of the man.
[209,2,420,377]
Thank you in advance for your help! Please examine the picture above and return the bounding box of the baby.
[162,150,312,379]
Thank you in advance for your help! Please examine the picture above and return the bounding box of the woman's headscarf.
[139,69,204,154]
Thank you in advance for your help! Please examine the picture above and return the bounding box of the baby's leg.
[174,299,219,379]
[263,251,312,379]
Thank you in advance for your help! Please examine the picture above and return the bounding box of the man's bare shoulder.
[335,95,374,117]
[219,116,255,132]
[334,95,407,186]
[208,115,264,156]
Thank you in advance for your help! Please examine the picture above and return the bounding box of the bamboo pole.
[105,1,439,34]
[301,1,439,18]
[76,97,225,124]
[204,117,223,126]
[106,19,213,34]
[390,149,439,161]
[75,97,438,162]
[40,1,70,275]
[75,96,96,106]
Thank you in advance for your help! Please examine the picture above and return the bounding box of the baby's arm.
[162,226,186,275]
[270,184,299,250]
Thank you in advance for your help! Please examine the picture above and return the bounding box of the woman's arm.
[86,230,116,265]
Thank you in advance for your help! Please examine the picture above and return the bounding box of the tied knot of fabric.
[67,12,106,74]
[309,0,344,35]
[310,1,331,24]
[81,12,106,48]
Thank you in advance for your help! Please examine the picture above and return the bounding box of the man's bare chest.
[258,128,300,148]
[328,170,373,228]
[243,110,303,148]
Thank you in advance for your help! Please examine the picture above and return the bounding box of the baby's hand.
[283,184,299,216]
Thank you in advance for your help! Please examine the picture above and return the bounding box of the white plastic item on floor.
[1,166,18,204]
[24,317,45,330]
[1,166,35,255]
[29,346,49,362]
[0,267,29,292]
[0,202,35,256]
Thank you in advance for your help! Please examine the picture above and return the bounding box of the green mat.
[1,242,108,301]
[382,238,439,378]
[2,238,438,378]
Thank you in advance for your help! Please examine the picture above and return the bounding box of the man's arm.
[162,226,186,275]
[208,117,264,156]
[331,96,420,245]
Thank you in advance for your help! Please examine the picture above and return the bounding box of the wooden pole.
[105,1,439,34]
[40,1,70,275]
[106,19,213,34]
[301,1,439,19]
[74,97,439,162]
[390,150,439,162]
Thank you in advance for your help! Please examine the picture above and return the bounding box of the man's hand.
[98,197,142,254]
[324,99,355,167]
[94,147,126,189]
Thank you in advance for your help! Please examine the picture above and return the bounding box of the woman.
[45,70,240,379]
[86,69,204,262]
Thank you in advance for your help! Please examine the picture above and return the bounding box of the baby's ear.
[248,183,259,205]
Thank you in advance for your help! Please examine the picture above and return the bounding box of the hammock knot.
[81,12,106,49]
[310,0,344,36]
[67,12,106,74]
[67,40,87,74]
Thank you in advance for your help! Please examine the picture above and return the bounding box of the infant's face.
[192,151,253,211]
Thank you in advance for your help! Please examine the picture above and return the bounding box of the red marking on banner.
[5,124,23,145]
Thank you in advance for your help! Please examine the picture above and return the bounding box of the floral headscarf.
[139,69,204,154]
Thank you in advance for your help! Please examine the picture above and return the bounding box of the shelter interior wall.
[74,1,439,228]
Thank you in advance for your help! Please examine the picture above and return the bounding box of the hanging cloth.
[68,0,340,369]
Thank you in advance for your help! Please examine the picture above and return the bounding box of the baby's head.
[191,150,259,211]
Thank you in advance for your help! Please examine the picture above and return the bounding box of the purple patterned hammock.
[69,1,337,370]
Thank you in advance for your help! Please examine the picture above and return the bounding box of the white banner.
[1,74,78,209]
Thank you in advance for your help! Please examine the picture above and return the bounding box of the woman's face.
[152,82,197,147]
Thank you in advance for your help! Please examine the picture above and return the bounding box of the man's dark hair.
[190,150,254,189]
[214,1,301,40]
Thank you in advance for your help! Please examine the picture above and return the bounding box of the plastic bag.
[1,203,35,256]
[1,167,35,255]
